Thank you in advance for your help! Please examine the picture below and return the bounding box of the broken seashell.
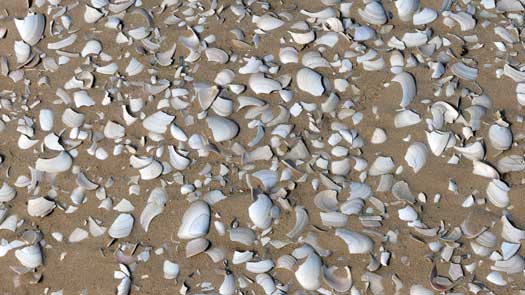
[108,213,134,239]
[177,201,210,239]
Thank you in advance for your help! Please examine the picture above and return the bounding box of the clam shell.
[142,111,174,134]
[15,245,42,268]
[27,197,55,217]
[454,142,485,161]
[320,211,348,227]
[322,265,352,292]
[14,40,31,64]
[486,179,510,208]
[287,206,308,239]
[185,238,209,258]
[296,68,324,96]
[39,109,54,131]
[248,194,273,229]
[256,273,276,295]
[232,251,254,265]
[163,260,180,280]
[168,146,190,170]
[404,142,428,173]
[451,62,478,80]
[497,155,525,172]
[501,214,525,243]
[206,116,239,142]
[140,187,167,231]
[392,181,416,203]
[394,109,421,128]
[84,5,104,23]
[104,121,125,139]
[35,152,72,173]
[0,182,16,202]
[62,108,85,128]
[488,123,512,151]
[68,228,89,243]
[108,213,134,238]
[491,255,525,274]
[229,227,256,245]
[81,40,102,57]
[395,0,420,22]
[177,201,210,239]
[279,47,299,64]
[205,48,229,64]
[486,271,507,286]
[248,73,282,94]
[14,13,45,46]
[219,273,236,295]
[246,260,274,273]
[295,253,322,290]
[335,228,374,254]
[254,14,284,31]
[358,1,387,25]
[426,130,451,156]
[392,72,416,107]
[472,160,499,179]
[314,190,338,212]
[369,156,395,176]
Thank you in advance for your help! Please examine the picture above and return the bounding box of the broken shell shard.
[108,213,134,239]
[15,245,42,268]
[28,197,56,217]
[248,73,282,94]
[35,152,72,173]
[177,201,210,239]
[248,194,273,229]
[404,142,428,173]
[392,72,416,107]
[488,123,512,151]
[295,252,322,290]
[14,13,45,46]
[335,228,374,254]
[206,116,239,142]
[296,68,324,96]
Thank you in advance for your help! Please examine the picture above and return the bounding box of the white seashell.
[108,213,134,238]
[276,255,296,270]
[0,182,16,202]
[168,146,190,170]
[497,155,525,173]
[256,274,276,295]
[163,260,180,280]
[451,62,478,80]
[125,58,144,76]
[68,228,89,243]
[402,31,428,47]
[253,14,284,31]
[426,130,451,156]
[454,142,485,161]
[43,133,64,151]
[296,68,324,96]
[488,123,512,151]
[486,271,507,286]
[95,62,118,75]
[358,1,387,25]
[88,216,106,237]
[472,161,499,179]
[300,7,337,19]
[84,5,104,23]
[47,34,77,50]
[211,97,234,117]
[392,181,416,203]
[214,69,235,86]
[248,194,273,229]
[81,40,102,57]
[15,245,42,268]
[14,40,31,64]
[501,215,525,243]
[35,152,72,173]
[142,111,174,134]
[322,266,352,292]
[104,121,125,139]
[232,251,254,265]
[314,190,338,212]
[396,0,420,22]
[335,229,374,254]
[354,25,376,41]
[62,108,85,128]
[448,12,476,31]
[410,285,434,295]
[206,116,239,142]
[295,253,322,290]
[492,255,525,274]
[340,198,364,215]
[504,64,525,82]
[229,227,256,245]
[398,205,418,221]
[392,72,416,107]
[404,142,427,173]
[279,47,299,64]
[27,197,55,217]
[74,91,95,108]
[394,109,421,128]
[18,135,39,150]
[486,179,510,208]
[14,13,45,46]
[219,273,236,295]
[248,73,282,94]
[287,206,308,239]
[289,31,315,44]
[331,158,351,176]
[177,201,210,239]
[185,238,209,258]
[39,109,54,131]
[246,260,274,273]
[140,187,167,231]
[371,128,387,144]
[320,211,348,227]
[205,48,229,64]
[369,156,395,176]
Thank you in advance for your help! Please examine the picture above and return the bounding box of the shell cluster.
[1,0,525,294]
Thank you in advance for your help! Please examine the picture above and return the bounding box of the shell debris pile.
[1,0,525,294]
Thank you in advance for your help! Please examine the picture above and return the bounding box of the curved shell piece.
[27,197,56,217]
[177,201,210,239]
[0,182,16,202]
[108,213,134,238]
[295,253,322,290]
[486,179,510,208]
[35,152,72,173]
[248,194,273,229]
[140,187,167,231]
[206,116,239,142]
[322,265,352,293]
[404,142,428,173]
[296,68,324,96]
[396,0,420,22]
[392,72,416,107]
[488,123,512,151]
[14,13,45,46]
[358,1,387,25]
[15,244,42,268]
[335,228,374,254]
[248,73,282,94]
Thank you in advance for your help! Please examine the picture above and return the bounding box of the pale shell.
[15,244,42,268]
[296,68,324,96]
[206,116,239,142]
[335,228,374,254]
[177,201,210,239]
[14,13,45,46]
[404,142,428,173]
[108,213,134,238]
